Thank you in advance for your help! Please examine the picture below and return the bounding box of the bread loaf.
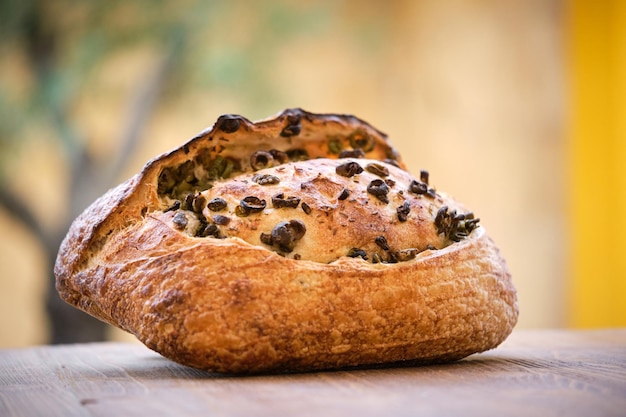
[54,109,518,373]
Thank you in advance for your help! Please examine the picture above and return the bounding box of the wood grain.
[1,329,625,417]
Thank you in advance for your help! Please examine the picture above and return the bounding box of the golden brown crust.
[54,109,518,373]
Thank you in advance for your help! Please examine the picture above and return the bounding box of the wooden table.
[1,329,624,417]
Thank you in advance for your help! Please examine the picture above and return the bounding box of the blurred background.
[0,0,624,348]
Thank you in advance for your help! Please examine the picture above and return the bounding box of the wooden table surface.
[1,329,624,417]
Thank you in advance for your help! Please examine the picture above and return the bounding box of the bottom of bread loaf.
[58,214,517,374]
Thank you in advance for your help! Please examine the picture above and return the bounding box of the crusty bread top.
[56,108,471,276]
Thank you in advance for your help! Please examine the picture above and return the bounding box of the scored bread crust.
[54,108,518,373]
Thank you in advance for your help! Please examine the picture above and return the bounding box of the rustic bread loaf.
[54,109,518,373]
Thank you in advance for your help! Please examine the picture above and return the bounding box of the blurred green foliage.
[0,0,349,167]
[0,0,386,343]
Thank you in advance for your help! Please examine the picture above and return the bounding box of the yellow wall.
[569,0,626,327]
